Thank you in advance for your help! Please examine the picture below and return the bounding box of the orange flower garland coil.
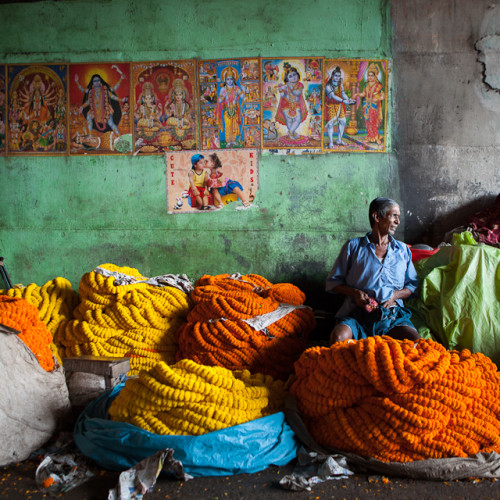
[290,336,500,462]
[176,273,316,380]
[0,296,55,371]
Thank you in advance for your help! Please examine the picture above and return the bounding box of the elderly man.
[326,197,420,344]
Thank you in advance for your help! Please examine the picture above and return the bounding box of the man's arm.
[332,284,372,309]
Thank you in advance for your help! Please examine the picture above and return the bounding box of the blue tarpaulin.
[74,383,298,477]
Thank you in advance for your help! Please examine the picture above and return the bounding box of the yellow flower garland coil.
[290,336,500,462]
[109,358,286,435]
[56,264,192,374]
[176,273,316,380]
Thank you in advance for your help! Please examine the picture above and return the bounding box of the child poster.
[132,60,198,155]
[324,59,388,153]
[198,59,261,150]
[69,63,131,154]
[166,149,258,214]
[7,64,68,155]
[261,58,323,150]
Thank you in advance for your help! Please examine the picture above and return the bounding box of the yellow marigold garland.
[55,264,192,374]
[0,296,55,371]
[1,277,79,364]
[290,336,500,462]
[176,273,316,380]
[109,358,286,435]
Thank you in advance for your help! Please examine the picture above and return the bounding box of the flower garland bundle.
[55,264,192,374]
[1,277,79,363]
[108,358,286,435]
[0,296,55,371]
[176,273,316,380]
[290,336,500,462]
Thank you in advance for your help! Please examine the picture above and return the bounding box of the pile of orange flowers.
[0,296,55,371]
[55,264,192,374]
[176,273,316,380]
[1,277,79,364]
[290,336,500,462]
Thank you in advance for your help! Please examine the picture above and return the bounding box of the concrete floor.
[1,456,498,499]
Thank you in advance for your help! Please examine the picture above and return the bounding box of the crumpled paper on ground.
[279,446,353,491]
[108,449,192,500]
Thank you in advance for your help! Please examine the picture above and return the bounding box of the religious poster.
[198,58,261,150]
[69,63,131,155]
[166,149,258,214]
[7,64,68,155]
[131,60,198,155]
[261,57,323,151]
[0,66,5,155]
[324,59,389,153]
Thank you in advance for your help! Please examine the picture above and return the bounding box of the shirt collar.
[363,232,396,248]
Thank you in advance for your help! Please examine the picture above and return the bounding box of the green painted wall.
[0,0,394,307]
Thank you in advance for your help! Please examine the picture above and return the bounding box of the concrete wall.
[0,0,394,306]
[392,0,500,245]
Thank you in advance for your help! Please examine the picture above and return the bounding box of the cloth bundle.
[176,273,316,380]
[55,264,192,374]
[108,358,286,435]
[290,336,500,462]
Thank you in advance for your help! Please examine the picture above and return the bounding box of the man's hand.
[353,289,371,308]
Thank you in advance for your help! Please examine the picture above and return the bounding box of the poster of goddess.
[69,63,131,155]
[132,61,198,155]
[261,58,323,150]
[324,59,388,153]
[166,149,258,214]
[198,58,261,150]
[7,64,68,155]
[0,66,5,155]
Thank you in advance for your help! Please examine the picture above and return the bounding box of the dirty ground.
[1,457,498,499]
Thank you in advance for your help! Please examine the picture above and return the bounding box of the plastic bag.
[74,384,298,477]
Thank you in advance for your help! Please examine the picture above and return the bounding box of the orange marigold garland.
[176,273,316,380]
[0,296,55,371]
[290,336,500,462]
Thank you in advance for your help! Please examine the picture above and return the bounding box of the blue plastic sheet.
[74,384,298,477]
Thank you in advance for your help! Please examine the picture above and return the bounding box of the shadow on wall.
[418,193,498,247]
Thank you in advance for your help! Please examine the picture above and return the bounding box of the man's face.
[376,205,401,235]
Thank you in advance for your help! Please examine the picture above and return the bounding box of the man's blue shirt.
[326,233,418,318]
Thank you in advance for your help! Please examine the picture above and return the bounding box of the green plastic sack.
[408,232,500,366]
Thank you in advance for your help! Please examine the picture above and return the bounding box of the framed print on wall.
[0,65,5,155]
[132,60,198,155]
[324,59,389,153]
[198,58,261,150]
[261,57,324,151]
[7,64,69,155]
[69,63,132,155]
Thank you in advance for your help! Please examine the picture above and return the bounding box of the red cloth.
[466,194,500,246]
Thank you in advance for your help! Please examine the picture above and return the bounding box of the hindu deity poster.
[69,63,131,155]
[323,59,389,153]
[7,64,68,155]
[198,59,261,150]
[166,149,258,214]
[261,58,323,151]
[0,66,5,155]
[131,61,198,155]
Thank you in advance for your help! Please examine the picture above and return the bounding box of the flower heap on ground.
[55,264,192,375]
[0,296,56,371]
[176,273,316,380]
[1,277,79,363]
[290,336,500,462]
[109,358,286,435]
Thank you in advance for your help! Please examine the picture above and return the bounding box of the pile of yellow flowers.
[55,264,192,374]
[1,277,79,363]
[109,358,286,435]
[176,273,316,380]
[290,336,500,462]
